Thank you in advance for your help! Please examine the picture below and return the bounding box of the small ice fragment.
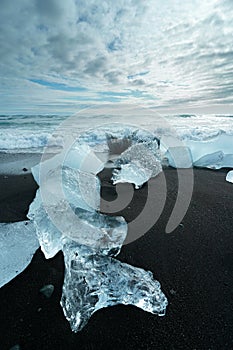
[61,243,168,332]
[40,284,54,298]
[226,170,233,183]
[112,141,162,187]
[165,146,193,168]
[0,221,39,288]
[112,161,153,189]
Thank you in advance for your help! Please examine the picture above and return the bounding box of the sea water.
[0,113,232,171]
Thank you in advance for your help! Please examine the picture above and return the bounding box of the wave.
[0,115,233,171]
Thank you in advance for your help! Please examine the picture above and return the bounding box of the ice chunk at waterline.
[226,170,233,183]
[28,191,127,258]
[164,146,193,168]
[61,243,168,332]
[194,151,224,169]
[112,141,162,187]
[194,151,233,169]
[0,221,39,287]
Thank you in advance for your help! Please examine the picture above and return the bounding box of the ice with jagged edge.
[26,140,167,331]
[226,170,233,183]
[27,188,127,258]
[112,141,162,187]
[164,146,193,168]
[61,242,168,332]
[194,151,233,169]
[112,161,153,189]
[0,221,39,288]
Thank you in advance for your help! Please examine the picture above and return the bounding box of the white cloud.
[0,0,233,113]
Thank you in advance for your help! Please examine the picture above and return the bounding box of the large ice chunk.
[28,191,127,258]
[164,146,193,168]
[194,151,224,169]
[61,242,168,332]
[32,144,105,185]
[226,170,233,183]
[64,145,105,174]
[26,129,167,333]
[33,164,101,212]
[194,151,233,169]
[112,141,162,187]
[0,221,39,287]
[27,190,65,258]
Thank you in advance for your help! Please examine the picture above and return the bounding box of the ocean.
[0,112,232,175]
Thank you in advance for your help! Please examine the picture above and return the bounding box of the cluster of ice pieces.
[27,132,167,331]
[162,134,233,169]
[0,129,167,331]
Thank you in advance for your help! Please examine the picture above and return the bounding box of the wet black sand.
[0,168,233,349]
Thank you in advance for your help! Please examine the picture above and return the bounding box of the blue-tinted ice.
[0,221,39,287]
[27,137,167,331]
[226,170,233,183]
[112,141,162,187]
[61,242,168,332]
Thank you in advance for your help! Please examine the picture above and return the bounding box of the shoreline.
[0,168,232,349]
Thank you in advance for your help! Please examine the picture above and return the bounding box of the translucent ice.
[32,143,105,185]
[62,166,101,211]
[0,221,39,287]
[37,165,101,211]
[112,141,162,187]
[194,151,233,169]
[164,146,193,168]
[28,191,127,258]
[61,242,168,332]
[26,132,167,332]
[64,145,105,174]
[194,151,224,169]
[226,170,233,183]
[112,161,153,189]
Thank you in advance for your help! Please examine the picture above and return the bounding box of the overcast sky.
[0,0,233,114]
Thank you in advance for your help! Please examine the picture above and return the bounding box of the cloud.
[0,0,233,113]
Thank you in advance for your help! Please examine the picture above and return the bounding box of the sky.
[0,0,233,114]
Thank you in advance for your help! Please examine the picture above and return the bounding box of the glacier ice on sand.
[226,170,233,183]
[0,221,39,288]
[0,126,167,332]
[61,242,168,332]
[112,140,162,187]
[28,130,167,331]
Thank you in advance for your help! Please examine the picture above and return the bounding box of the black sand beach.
[0,168,233,349]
